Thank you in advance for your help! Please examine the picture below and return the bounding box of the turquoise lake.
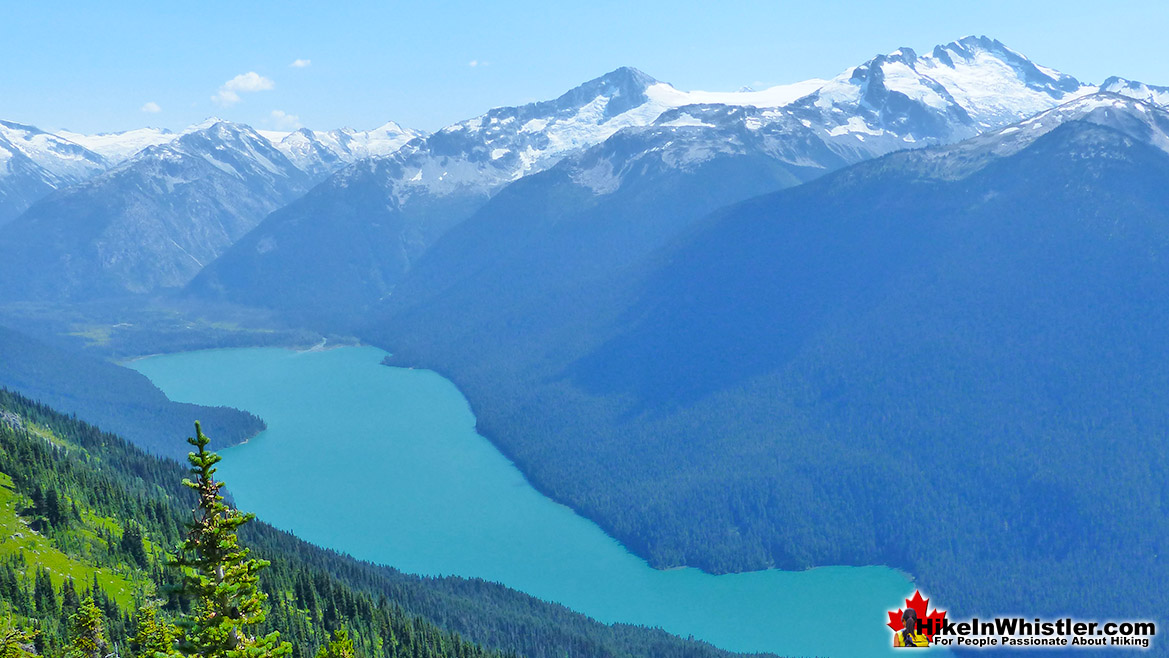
[132,346,932,658]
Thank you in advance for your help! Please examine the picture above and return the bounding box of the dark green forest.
[370,120,1169,632]
[0,387,776,658]
[0,324,264,456]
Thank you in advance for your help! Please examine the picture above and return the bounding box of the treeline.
[0,388,775,658]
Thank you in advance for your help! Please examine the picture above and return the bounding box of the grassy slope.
[0,471,143,609]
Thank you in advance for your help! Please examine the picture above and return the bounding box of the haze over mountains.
[4,35,1146,311]
[372,90,1169,633]
[190,36,1113,322]
[4,34,1169,652]
[0,117,422,228]
[0,118,424,299]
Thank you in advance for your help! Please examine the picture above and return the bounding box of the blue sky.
[4,0,1167,134]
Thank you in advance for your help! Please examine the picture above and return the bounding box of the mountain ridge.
[0,120,311,299]
[189,36,1120,325]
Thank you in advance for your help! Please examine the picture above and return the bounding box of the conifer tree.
[65,597,109,658]
[121,524,150,569]
[32,569,56,617]
[0,621,37,658]
[130,605,180,658]
[60,578,80,617]
[313,630,355,658]
[170,422,291,658]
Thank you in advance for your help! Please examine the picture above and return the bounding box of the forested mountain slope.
[371,113,1169,631]
[0,324,263,455]
[0,388,777,658]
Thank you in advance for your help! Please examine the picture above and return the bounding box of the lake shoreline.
[133,345,928,658]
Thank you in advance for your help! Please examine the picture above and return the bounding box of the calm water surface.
[133,346,931,658]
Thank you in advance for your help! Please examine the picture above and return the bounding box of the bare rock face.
[0,409,22,430]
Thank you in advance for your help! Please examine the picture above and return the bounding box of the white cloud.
[468,60,489,68]
[212,89,240,106]
[270,110,302,130]
[140,101,162,113]
[212,71,275,106]
[224,71,275,92]
[290,59,311,68]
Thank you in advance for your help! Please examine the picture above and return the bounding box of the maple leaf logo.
[888,590,947,641]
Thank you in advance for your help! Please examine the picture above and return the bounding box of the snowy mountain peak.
[368,120,413,137]
[184,116,229,133]
[930,35,1082,96]
[95,118,306,190]
[1101,76,1169,106]
[0,116,315,298]
[893,91,1169,182]
[931,35,1030,67]
[52,118,422,182]
[553,66,660,116]
[382,68,679,197]
[351,121,424,154]
[0,120,109,223]
[260,122,423,180]
[0,119,107,181]
[183,118,253,139]
[170,120,283,165]
[55,127,177,164]
[882,46,919,64]
[1013,92,1169,152]
[788,36,1094,156]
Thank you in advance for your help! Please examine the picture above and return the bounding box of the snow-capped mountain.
[562,103,849,197]
[1101,76,1169,107]
[258,121,424,180]
[188,38,1140,323]
[543,37,1113,201]
[188,66,747,321]
[7,34,1169,320]
[370,92,1169,377]
[0,120,107,181]
[890,92,1169,181]
[783,36,1094,159]
[361,67,843,202]
[0,120,107,224]
[54,127,179,164]
[54,120,422,180]
[0,120,311,300]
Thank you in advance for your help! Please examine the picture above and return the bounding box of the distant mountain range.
[0,120,313,299]
[189,36,1141,324]
[0,118,422,226]
[3,36,1167,309]
[0,118,428,300]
